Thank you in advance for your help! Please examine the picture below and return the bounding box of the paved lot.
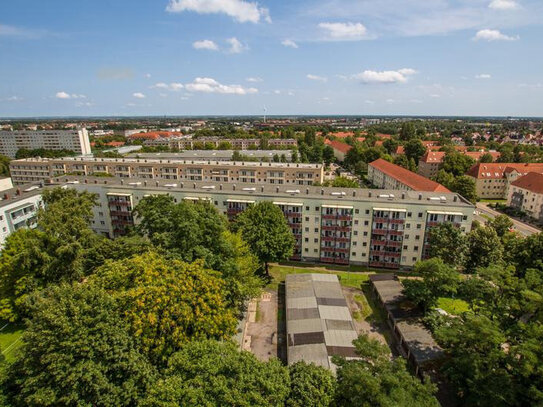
[245,290,280,362]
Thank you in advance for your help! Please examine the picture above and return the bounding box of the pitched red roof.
[420,151,446,163]
[466,163,543,179]
[464,151,500,161]
[127,131,182,140]
[369,158,450,192]
[324,139,352,154]
[511,172,543,194]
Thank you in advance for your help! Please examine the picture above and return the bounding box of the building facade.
[9,157,324,186]
[0,128,91,158]
[0,185,42,247]
[466,163,543,199]
[368,159,450,193]
[508,172,543,222]
[145,136,297,150]
[418,150,500,179]
[58,176,474,269]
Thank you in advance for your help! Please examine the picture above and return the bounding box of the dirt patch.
[342,286,388,347]
[244,289,280,362]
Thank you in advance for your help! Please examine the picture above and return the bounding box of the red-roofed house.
[127,131,182,141]
[508,172,543,222]
[324,139,352,161]
[418,150,501,178]
[368,159,450,193]
[466,162,543,199]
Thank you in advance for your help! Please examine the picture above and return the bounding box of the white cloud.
[274,90,281,94]
[193,39,219,50]
[4,96,23,102]
[145,73,152,78]
[151,82,184,91]
[75,102,93,107]
[281,39,298,48]
[489,0,519,10]
[133,92,146,98]
[473,29,519,41]
[246,77,263,82]
[0,24,45,39]
[365,100,375,105]
[306,74,328,82]
[185,77,258,95]
[226,37,248,53]
[55,92,86,99]
[476,74,492,79]
[166,0,271,23]
[318,22,369,40]
[351,68,417,84]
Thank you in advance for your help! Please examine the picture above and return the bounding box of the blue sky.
[1,0,542,117]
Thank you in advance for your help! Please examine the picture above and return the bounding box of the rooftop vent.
[201,185,215,190]
[286,189,300,194]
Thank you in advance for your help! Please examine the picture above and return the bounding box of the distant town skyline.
[1,0,542,117]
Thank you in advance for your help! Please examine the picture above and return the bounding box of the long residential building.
[368,159,450,193]
[144,136,297,150]
[57,176,474,269]
[127,150,293,162]
[0,128,91,158]
[9,157,324,186]
[466,162,543,199]
[508,172,543,222]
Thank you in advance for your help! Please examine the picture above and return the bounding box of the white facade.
[0,188,42,247]
[0,128,91,158]
[62,176,474,269]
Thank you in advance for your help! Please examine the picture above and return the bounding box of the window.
[414,246,419,251]
[362,242,367,247]
[314,249,318,253]
[416,224,421,229]
[305,217,309,221]
[314,228,318,233]
[365,209,370,215]
[363,231,368,236]
[305,238,309,242]
[415,235,420,240]
[352,252,356,256]
[355,209,359,214]
[354,220,359,225]
[305,227,309,232]
[98,211,104,216]
[418,212,423,218]
[315,207,319,211]
[305,206,309,211]
[314,238,318,243]
[100,221,105,225]
[403,245,408,250]
[407,212,412,217]
[364,220,369,226]
[305,248,308,252]
[406,223,411,229]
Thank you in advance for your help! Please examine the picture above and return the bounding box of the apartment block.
[0,128,91,158]
[9,157,324,186]
[0,185,43,247]
[466,163,543,199]
[508,172,543,222]
[145,136,297,150]
[368,159,450,193]
[58,176,474,269]
[418,150,500,179]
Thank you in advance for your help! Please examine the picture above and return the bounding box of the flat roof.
[127,150,293,160]
[286,273,359,371]
[52,176,475,209]
[12,156,320,169]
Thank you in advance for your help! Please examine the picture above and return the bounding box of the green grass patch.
[479,199,507,204]
[0,323,24,364]
[255,301,262,322]
[268,264,370,290]
[354,294,372,320]
[437,297,470,315]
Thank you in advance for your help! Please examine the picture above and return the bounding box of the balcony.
[109,210,131,216]
[108,200,130,206]
[369,261,401,269]
[389,218,405,224]
[388,230,404,236]
[372,229,388,235]
[285,212,302,218]
[320,256,335,263]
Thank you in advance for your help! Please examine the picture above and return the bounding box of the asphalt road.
[475,203,541,237]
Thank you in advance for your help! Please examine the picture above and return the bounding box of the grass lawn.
[268,264,371,290]
[437,297,470,315]
[0,323,24,364]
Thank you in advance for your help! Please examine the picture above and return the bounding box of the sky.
[0,0,542,117]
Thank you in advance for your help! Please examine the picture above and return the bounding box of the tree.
[91,252,237,363]
[2,283,156,406]
[217,141,232,150]
[442,152,476,177]
[0,154,10,177]
[330,176,359,188]
[235,201,295,275]
[451,175,477,203]
[288,362,335,407]
[479,152,494,163]
[488,215,514,238]
[399,122,417,141]
[383,138,400,155]
[510,233,543,273]
[142,340,290,407]
[133,196,263,310]
[323,146,335,165]
[427,223,468,267]
[435,314,513,407]
[0,188,102,322]
[334,335,439,407]
[403,258,460,311]
[404,139,426,164]
[466,226,503,272]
